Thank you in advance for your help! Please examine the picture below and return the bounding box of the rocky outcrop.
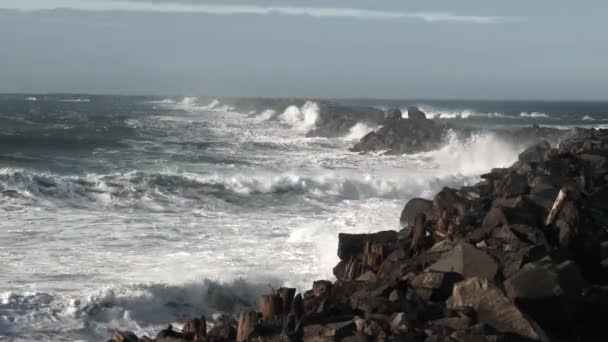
[306,103,386,138]
[350,107,451,155]
[109,129,608,342]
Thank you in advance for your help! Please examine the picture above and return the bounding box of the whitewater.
[0,96,602,341]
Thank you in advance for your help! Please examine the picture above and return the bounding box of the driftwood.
[411,213,427,251]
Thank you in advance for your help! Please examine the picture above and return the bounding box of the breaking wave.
[0,278,283,340]
[343,122,376,140]
[279,101,319,131]
[520,111,549,118]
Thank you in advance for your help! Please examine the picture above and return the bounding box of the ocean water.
[0,95,606,341]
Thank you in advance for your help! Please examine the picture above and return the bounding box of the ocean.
[1,95,607,341]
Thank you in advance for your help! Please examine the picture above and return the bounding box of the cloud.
[0,0,514,24]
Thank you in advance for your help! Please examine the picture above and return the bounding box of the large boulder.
[407,106,427,120]
[400,198,434,228]
[518,141,552,165]
[447,278,544,340]
[427,242,498,281]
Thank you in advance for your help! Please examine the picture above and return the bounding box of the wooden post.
[236,309,257,342]
[277,287,296,315]
[259,294,282,320]
[546,188,569,226]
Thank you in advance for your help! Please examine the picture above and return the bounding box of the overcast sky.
[1,0,607,100]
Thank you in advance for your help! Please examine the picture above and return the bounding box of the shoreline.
[110,128,608,341]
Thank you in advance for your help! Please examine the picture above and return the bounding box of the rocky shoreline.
[110,129,608,342]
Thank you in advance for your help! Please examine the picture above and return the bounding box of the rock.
[482,206,541,229]
[401,198,434,228]
[494,172,529,198]
[504,263,561,300]
[408,106,427,120]
[155,325,185,342]
[385,108,403,121]
[356,271,378,282]
[519,141,551,165]
[390,312,410,334]
[337,231,398,261]
[447,278,543,340]
[427,243,498,281]
[111,330,138,342]
[411,272,445,290]
[303,321,356,341]
[433,187,464,211]
[312,280,333,298]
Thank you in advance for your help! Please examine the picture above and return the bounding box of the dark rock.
[433,187,464,211]
[302,321,356,341]
[518,141,551,165]
[385,108,403,121]
[482,206,541,229]
[504,263,561,300]
[337,231,398,261]
[408,106,427,120]
[401,198,434,228]
[493,172,529,198]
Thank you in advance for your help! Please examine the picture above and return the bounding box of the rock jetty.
[110,129,608,342]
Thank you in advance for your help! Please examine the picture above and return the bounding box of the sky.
[0,0,607,100]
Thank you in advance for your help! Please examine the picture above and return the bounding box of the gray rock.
[518,141,551,165]
[408,106,427,120]
[427,242,498,281]
[447,278,543,340]
[400,198,434,228]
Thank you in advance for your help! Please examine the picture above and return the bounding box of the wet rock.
[447,277,543,340]
[401,198,434,228]
[493,172,529,198]
[504,263,561,300]
[408,106,427,120]
[518,141,551,165]
[482,206,541,229]
[427,243,498,281]
[182,316,206,340]
[155,325,185,342]
[385,108,403,121]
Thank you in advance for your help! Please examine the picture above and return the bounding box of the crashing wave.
[343,122,376,141]
[279,101,319,131]
[583,115,595,121]
[412,106,507,119]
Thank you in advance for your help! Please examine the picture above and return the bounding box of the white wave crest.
[343,122,376,140]
[520,111,549,118]
[413,105,507,119]
[583,115,595,121]
[413,130,522,176]
[25,96,37,101]
[59,98,91,103]
[256,109,276,122]
[279,101,320,131]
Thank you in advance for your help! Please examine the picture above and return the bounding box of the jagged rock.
[408,106,427,120]
[433,187,464,211]
[482,206,541,229]
[385,108,403,121]
[504,263,561,300]
[519,141,551,165]
[182,316,207,340]
[494,172,529,198]
[390,312,411,334]
[401,198,434,228]
[427,243,498,281]
[447,278,543,340]
[411,272,445,290]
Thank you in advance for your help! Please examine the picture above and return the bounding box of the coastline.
[110,128,608,341]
